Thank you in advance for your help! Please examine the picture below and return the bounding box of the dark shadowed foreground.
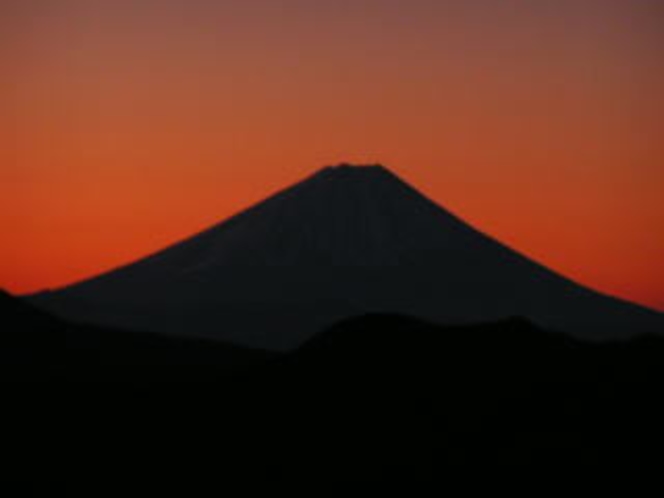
[2,290,663,494]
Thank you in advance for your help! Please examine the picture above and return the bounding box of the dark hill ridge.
[3,290,664,488]
[0,290,271,379]
[29,163,664,349]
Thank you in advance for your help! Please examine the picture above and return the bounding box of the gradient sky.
[2,0,663,310]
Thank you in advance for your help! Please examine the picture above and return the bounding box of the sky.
[1,0,663,310]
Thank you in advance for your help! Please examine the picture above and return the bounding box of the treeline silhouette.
[2,290,663,493]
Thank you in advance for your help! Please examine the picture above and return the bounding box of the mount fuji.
[31,164,663,350]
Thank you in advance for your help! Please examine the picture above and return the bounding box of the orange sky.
[2,0,663,310]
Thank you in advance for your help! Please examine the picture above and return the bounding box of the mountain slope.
[30,164,663,349]
[0,290,271,379]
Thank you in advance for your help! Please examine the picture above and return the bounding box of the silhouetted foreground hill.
[2,290,664,494]
[1,290,273,380]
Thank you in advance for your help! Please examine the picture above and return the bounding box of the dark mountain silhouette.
[28,164,663,350]
[0,289,271,380]
[2,289,663,491]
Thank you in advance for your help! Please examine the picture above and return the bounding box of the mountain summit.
[32,164,663,349]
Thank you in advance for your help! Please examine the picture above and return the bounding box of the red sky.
[2,0,663,310]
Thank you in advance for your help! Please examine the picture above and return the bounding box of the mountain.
[0,290,271,379]
[29,163,663,350]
